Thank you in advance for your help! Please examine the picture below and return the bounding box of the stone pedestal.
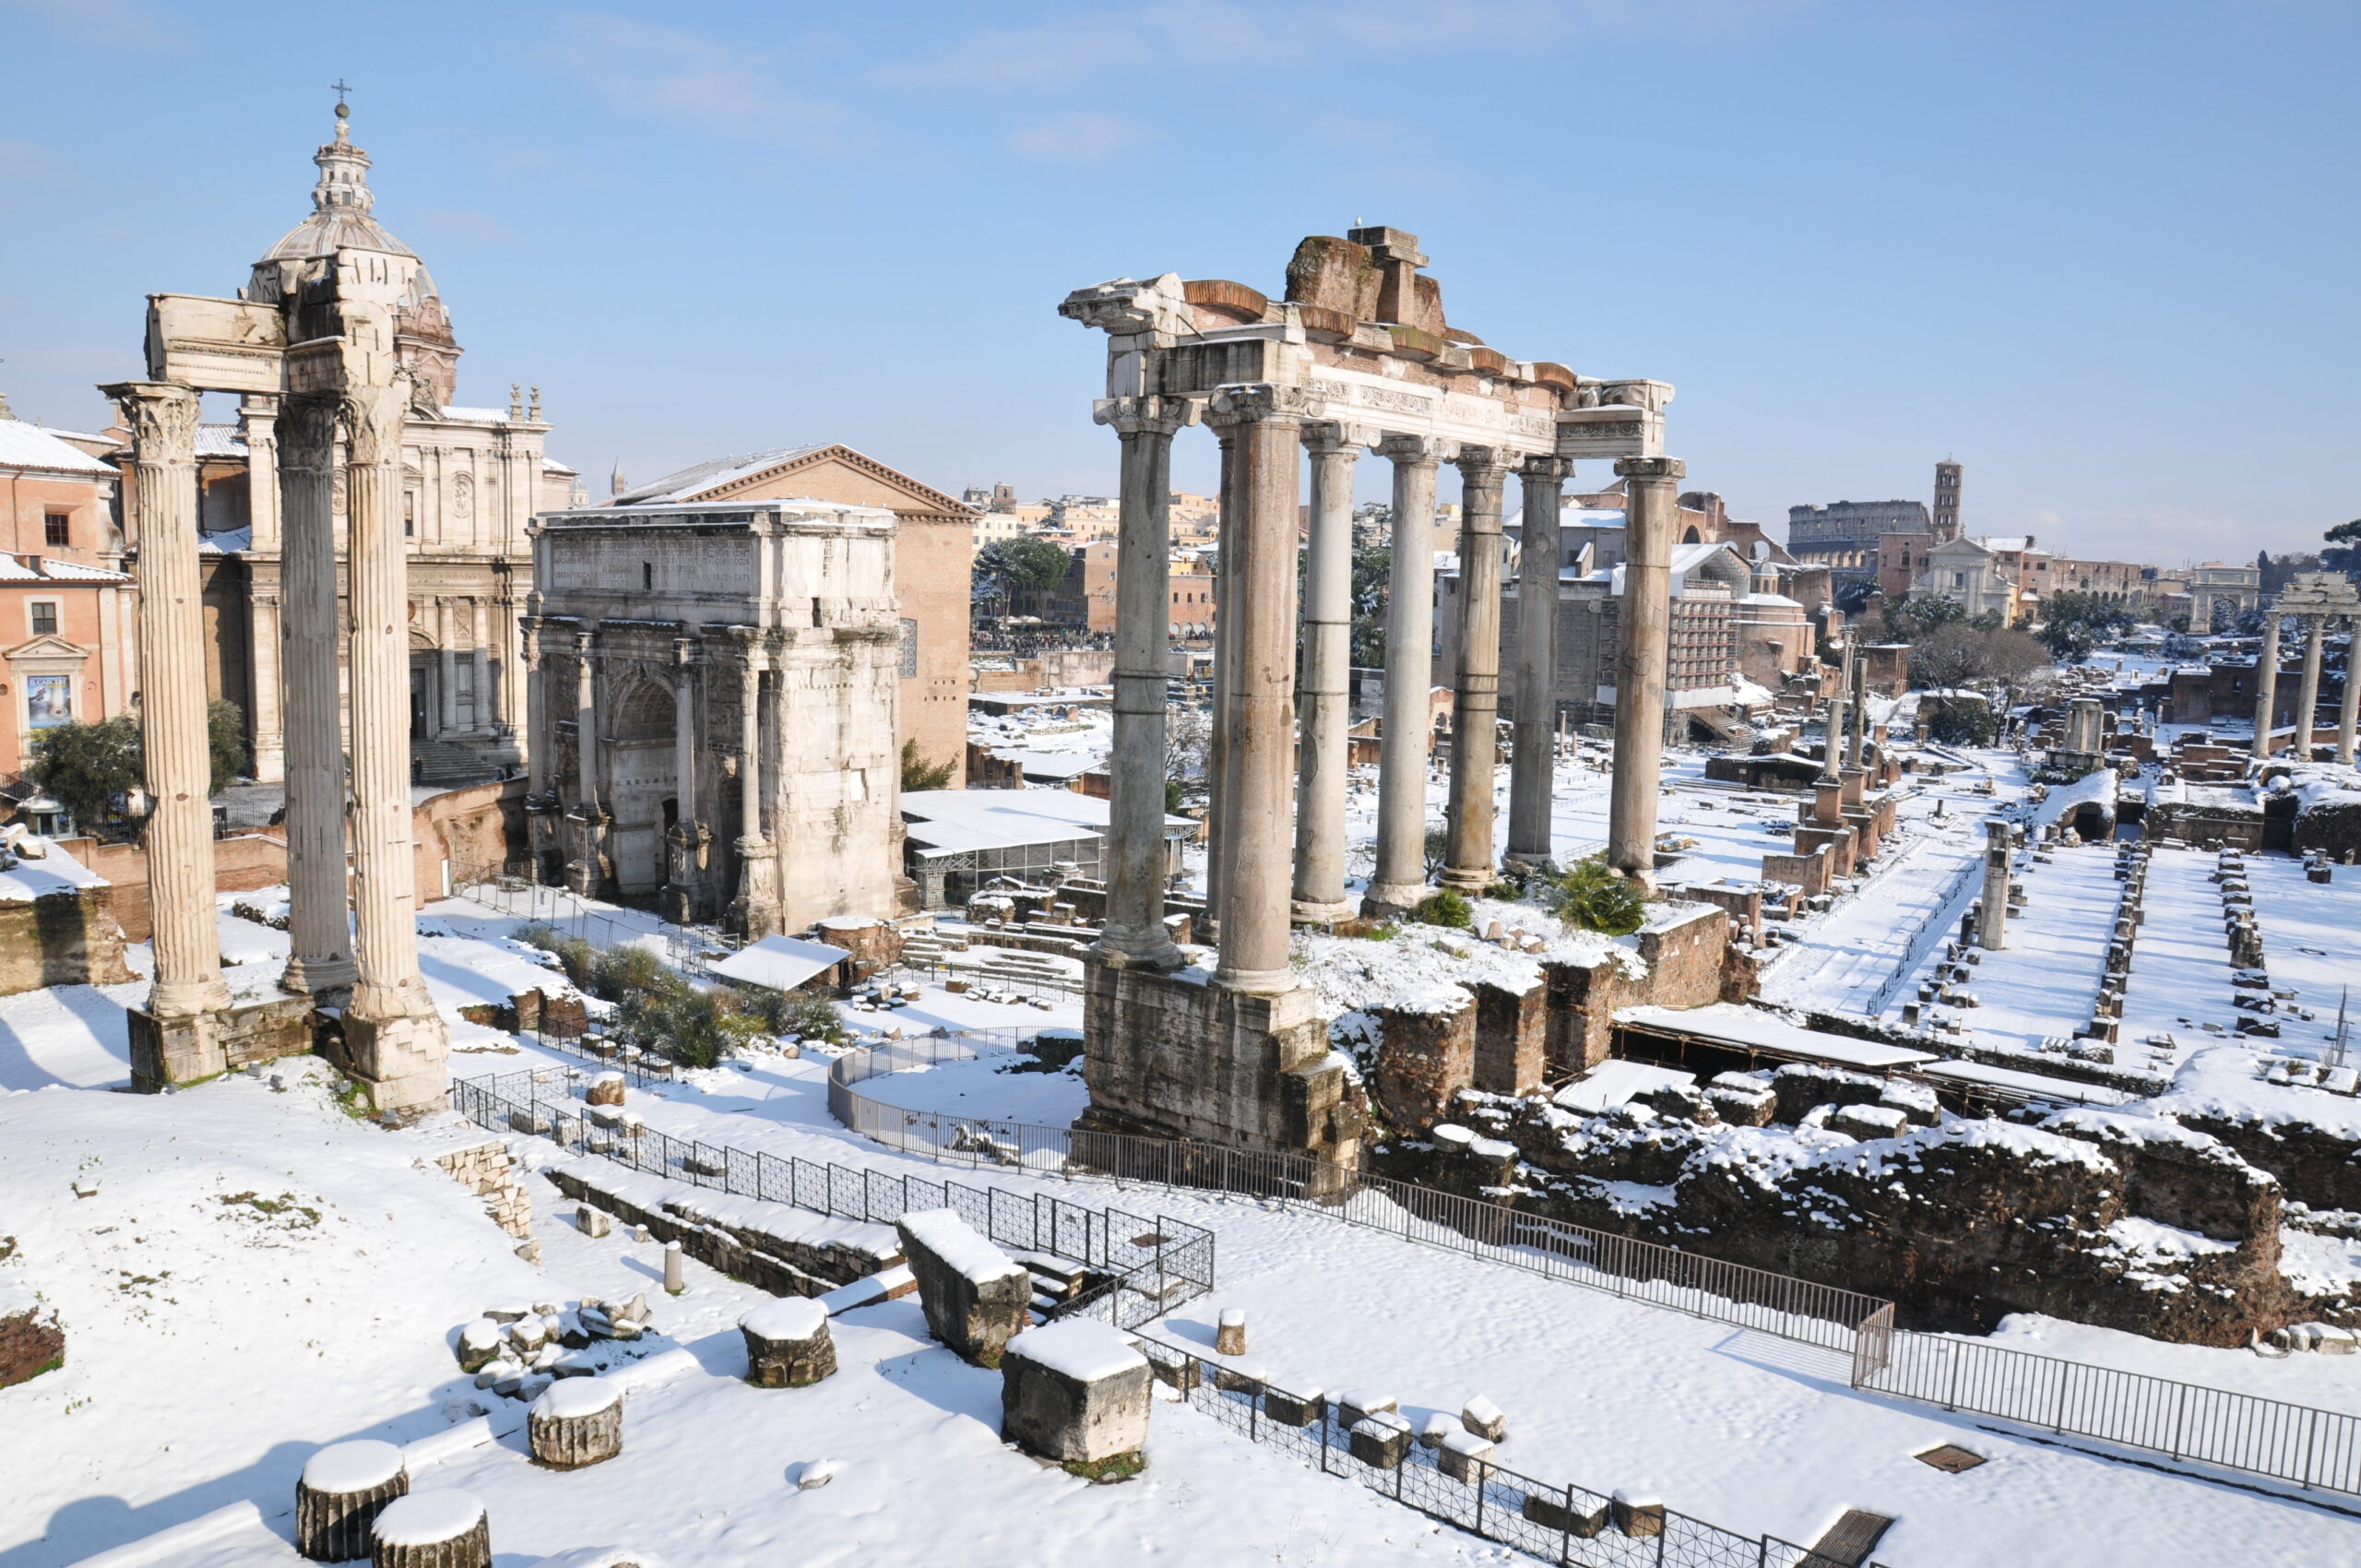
[1001,1319,1152,1468]
[528,1379,623,1468]
[896,1208,1031,1367]
[130,992,316,1092]
[1079,956,1362,1165]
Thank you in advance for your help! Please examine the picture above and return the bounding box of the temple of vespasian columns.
[103,123,451,1112]
[1060,227,1682,1162]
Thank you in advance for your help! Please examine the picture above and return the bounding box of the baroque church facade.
[155,113,579,785]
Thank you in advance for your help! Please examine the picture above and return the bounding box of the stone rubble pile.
[449,1295,659,1403]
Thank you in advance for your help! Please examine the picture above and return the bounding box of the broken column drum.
[368,1489,492,1568]
[1058,232,1676,1162]
[741,1297,836,1387]
[296,1439,409,1562]
[528,1377,623,1468]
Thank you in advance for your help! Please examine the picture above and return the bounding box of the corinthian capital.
[1095,395,1198,438]
[1615,456,1687,483]
[1454,445,1511,484]
[102,382,201,459]
[1204,383,1323,429]
[1375,433,1456,467]
[279,393,339,464]
[340,379,409,467]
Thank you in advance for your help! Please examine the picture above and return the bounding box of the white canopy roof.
[708,934,850,992]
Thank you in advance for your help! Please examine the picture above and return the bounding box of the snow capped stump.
[370,1489,490,1568]
[1462,1395,1507,1442]
[576,1206,611,1240]
[455,1319,504,1375]
[1215,1308,1247,1357]
[529,1378,624,1469]
[297,1439,408,1562]
[1348,1411,1413,1469]
[1611,1489,1665,1538]
[1336,1391,1398,1431]
[1000,1319,1151,1476]
[1439,1428,1496,1482]
[1262,1385,1323,1428]
[741,1298,836,1387]
[585,1072,626,1108]
[896,1207,1031,1367]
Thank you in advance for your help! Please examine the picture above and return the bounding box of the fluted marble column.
[2339,618,2359,766]
[1100,396,1192,967]
[2296,615,2325,761]
[1507,457,1567,867]
[1204,424,1240,937]
[277,393,356,999]
[1844,640,1868,771]
[340,377,447,1111]
[730,639,779,936]
[1608,456,1683,885]
[109,382,230,1028]
[1442,446,1508,893]
[1365,434,1449,914]
[243,396,287,785]
[2251,612,2283,761]
[1291,422,1359,922]
[1205,385,1308,992]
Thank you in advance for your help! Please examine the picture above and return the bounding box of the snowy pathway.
[1760,820,1985,1016]
[2118,846,2242,1074]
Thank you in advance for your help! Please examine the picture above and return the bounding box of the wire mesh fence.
[445,863,726,976]
[1133,1336,1892,1568]
[451,1068,1213,1320]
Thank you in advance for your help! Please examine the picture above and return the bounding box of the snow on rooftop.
[900,788,1185,858]
[706,934,849,993]
[0,419,116,475]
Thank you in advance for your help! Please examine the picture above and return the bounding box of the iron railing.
[1861,1324,2361,1496]
[451,1069,1213,1317]
[1134,1334,1893,1568]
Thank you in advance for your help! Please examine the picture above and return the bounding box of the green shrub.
[1406,889,1472,929]
[1541,855,1646,936]
[590,944,669,1003]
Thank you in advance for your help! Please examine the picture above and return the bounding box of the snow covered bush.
[1541,855,1645,937]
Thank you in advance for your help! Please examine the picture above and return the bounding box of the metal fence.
[1861,1323,2361,1496]
[826,1038,1889,1356]
[1134,1335,1889,1568]
[450,1069,1213,1325]
[445,863,723,976]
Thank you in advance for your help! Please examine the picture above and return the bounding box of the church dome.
[255,104,461,408]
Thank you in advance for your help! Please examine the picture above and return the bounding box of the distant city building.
[1786,498,1930,587]
[0,403,135,780]
[1932,460,1964,542]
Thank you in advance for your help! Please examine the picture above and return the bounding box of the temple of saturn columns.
[107,208,450,1111]
[1060,228,1680,1162]
[2250,572,2361,766]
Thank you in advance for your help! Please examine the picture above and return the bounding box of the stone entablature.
[525,500,903,935]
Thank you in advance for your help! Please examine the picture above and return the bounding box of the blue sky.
[1,0,2353,562]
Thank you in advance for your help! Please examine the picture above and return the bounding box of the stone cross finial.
[509,383,524,421]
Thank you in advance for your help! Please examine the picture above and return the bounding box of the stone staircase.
[1012,1250,1092,1322]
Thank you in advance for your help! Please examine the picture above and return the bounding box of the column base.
[1092,937,1187,974]
[1360,883,1431,918]
[1501,848,1556,870]
[731,837,781,940]
[1288,897,1357,927]
[279,955,357,1004]
[129,992,317,1092]
[336,999,451,1116]
[1213,965,1294,996]
[1438,865,1495,896]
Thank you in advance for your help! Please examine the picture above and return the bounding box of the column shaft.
[1365,435,1445,912]
[110,383,228,1020]
[1844,641,1868,770]
[2339,618,2359,766]
[1442,448,1508,893]
[1101,398,1189,965]
[575,632,601,810]
[437,609,460,734]
[340,375,446,1104]
[731,643,778,935]
[1608,457,1685,885]
[672,647,698,828]
[277,394,356,996]
[2251,612,2283,760]
[1205,428,1240,932]
[1507,458,1567,865]
[1292,427,1358,920]
[1210,390,1304,991]
[2296,616,2325,760]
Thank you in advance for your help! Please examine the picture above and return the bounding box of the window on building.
[44,513,70,547]
[30,601,58,637]
[403,492,415,537]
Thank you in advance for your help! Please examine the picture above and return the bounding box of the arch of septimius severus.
[1061,227,1679,1166]
[108,107,450,1112]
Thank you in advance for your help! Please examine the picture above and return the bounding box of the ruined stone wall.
[432,1139,534,1241]
[0,887,133,996]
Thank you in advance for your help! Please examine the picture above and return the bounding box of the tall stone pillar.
[242,396,287,785]
[1977,819,2011,950]
[730,640,779,936]
[1365,434,1449,914]
[437,602,460,735]
[1099,397,1192,968]
[1205,386,1309,992]
[2251,612,2283,761]
[663,636,706,923]
[277,393,356,999]
[2296,615,2325,761]
[1608,457,1683,885]
[1844,641,1868,771]
[1292,422,1359,922]
[2339,617,2360,767]
[1441,447,1509,894]
[472,600,493,735]
[1507,457,1568,867]
[1204,425,1240,935]
[338,378,448,1112]
[109,382,231,1084]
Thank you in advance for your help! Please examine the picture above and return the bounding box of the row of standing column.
[2250,612,2361,765]
[1093,389,1684,1001]
[109,375,445,1107]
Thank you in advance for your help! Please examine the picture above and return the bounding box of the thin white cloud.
[422,208,527,247]
[1005,111,1141,163]
[539,13,862,152]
